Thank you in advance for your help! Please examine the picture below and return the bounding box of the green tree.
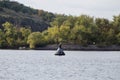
[46,26,59,43]
[95,18,110,32]
[116,33,120,45]
[20,27,31,45]
[110,15,120,45]
[62,15,76,28]
[71,25,85,44]
[95,18,112,46]
[0,29,6,47]
[75,15,94,27]
[50,14,67,27]
[106,29,116,45]
[27,32,44,48]
[2,22,18,47]
[59,26,70,43]
[112,15,120,34]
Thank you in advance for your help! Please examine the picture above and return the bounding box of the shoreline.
[0,44,120,51]
[35,44,120,51]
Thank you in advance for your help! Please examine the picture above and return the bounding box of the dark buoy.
[55,43,65,56]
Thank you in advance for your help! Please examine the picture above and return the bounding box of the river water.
[0,50,120,80]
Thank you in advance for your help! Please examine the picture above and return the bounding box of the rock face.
[55,43,65,56]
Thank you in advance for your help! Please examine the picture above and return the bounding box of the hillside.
[0,0,55,31]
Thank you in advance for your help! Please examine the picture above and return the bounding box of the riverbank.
[1,44,120,51]
[35,44,120,51]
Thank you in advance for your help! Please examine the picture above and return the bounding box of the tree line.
[0,14,120,49]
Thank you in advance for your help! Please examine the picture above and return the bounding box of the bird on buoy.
[55,43,65,56]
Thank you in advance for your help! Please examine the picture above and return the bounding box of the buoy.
[55,43,65,56]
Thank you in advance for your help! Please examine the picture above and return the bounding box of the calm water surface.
[0,50,120,80]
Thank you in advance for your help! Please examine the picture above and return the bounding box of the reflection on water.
[0,50,120,80]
